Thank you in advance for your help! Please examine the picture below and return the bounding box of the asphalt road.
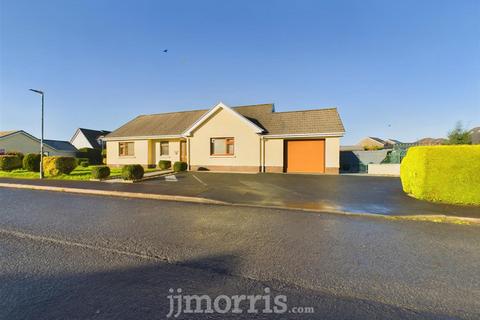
[1,188,479,319]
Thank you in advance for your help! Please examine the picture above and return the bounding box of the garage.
[285,140,325,173]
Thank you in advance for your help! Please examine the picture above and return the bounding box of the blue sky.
[1,0,479,144]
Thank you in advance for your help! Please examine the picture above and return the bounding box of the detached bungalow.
[104,102,345,173]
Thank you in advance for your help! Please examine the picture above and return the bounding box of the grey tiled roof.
[106,104,345,138]
[44,140,78,152]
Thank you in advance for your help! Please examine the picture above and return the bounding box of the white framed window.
[160,141,169,156]
[210,137,234,156]
[119,142,134,156]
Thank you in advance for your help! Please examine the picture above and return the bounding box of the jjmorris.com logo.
[166,287,314,318]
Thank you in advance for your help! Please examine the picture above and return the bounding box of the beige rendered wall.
[264,138,284,172]
[325,137,340,169]
[153,139,181,164]
[0,133,75,157]
[106,140,151,166]
[188,108,261,170]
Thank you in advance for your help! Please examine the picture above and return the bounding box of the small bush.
[401,146,480,205]
[76,158,89,166]
[80,161,89,167]
[121,164,144,181]
[77,148,102,165]
[43,156,77,176]
[22,153,41,172]
[173,161,188,172]
[158,160,172,170]
[0,155,23,171]
[91,165,110,180]
[6,151,24,161]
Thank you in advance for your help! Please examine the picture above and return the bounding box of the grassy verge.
[0,166,161,181]
[387,215,478,225]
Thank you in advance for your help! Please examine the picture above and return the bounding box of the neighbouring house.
[0,130,78,157]
[70,128,111,150]
[356,137,402,150]
[104,102,345,173]
[469,127,480,144]
[415,137,447,145]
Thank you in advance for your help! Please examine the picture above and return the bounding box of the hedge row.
[43,156,77,176]
[0,155,22,171]
[77,148,102,165]
[400,146,480,205]
[23,153,41,172]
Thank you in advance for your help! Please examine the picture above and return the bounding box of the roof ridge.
[272,107,338,114]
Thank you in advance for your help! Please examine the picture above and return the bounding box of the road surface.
[0,188,479,319]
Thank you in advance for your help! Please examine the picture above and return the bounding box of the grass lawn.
[0,166,160,181]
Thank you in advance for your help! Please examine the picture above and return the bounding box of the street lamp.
[29,89,44,179]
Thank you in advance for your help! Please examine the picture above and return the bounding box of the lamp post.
[29,89,44,179]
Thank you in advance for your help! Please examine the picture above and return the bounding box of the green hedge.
[400,146,480,205]
[91,165,110,180]
[122,164,144,181]
[76,158,89,166]
[0,155,23,171]
[173,161,188,172]
[77,148,102,165]
[158,160,171,170]
[43,156,77,176]
[23,153,41,172]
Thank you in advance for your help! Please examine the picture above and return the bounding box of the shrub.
[80,161,89,167]
[0,155,23,171]
[6,151,24,161]
[22,153,41,172]
[77,148,102,165]
[43,156,77,176]
[400,146,480,205]
[121,164,144,181]
[173,161,188,172]
[91,165,110,180]
[76,158,89,166]
[158,160,171,170]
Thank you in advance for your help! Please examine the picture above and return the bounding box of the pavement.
[1,188,479,319]
[1,172,479,218]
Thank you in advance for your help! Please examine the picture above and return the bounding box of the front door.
[180,141,187,162]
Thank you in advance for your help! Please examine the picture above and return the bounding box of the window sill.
[210,155,236,158]
[119,155,136,158]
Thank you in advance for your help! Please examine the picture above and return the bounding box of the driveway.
[1,173,479,218]
[142,172,480,218]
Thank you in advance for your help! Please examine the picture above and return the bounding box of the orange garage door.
[286,140,325,173]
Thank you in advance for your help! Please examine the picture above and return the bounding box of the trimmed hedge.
[23,153,41,172]
[76,158,89,166]
[158,160,172,170]
[122,164,144,181]
[173,161,188,172]
[77,148,102,165]
[400,146,480,205]
[43,156,77,176]
[6,151,24,161]
[92,165,110,180]
[0,155,23,171]
[80,161,89,167]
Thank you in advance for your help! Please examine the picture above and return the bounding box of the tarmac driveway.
[142,172,480,218]
[1,173,479,218]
